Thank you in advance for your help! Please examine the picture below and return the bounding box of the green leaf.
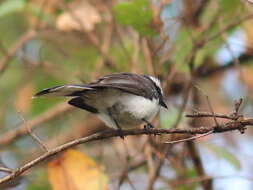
[202,142,241,170]
[0,0,25,17]
[220,0,242,13]
[113,0,157,36]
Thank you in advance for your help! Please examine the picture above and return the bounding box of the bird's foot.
[142,119,161,136]
[144,123,154,130]
[142,118,154,131]
[117,129,125,139]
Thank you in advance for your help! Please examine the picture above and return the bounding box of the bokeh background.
[0,0,253,189]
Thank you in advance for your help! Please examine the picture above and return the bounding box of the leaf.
[0,0,25,17]
[202,142,241,170]
[48,149,109,190]
[113,0,158,36]
[220,0,242,14]
[56,1,101,32]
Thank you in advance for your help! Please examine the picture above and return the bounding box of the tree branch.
[0,117,252,186]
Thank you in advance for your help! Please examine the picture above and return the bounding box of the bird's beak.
[160,99,168,109]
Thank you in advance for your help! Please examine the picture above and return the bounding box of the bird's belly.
[120,94,160,119]
[92,92,160,129]
[113,94,160,128]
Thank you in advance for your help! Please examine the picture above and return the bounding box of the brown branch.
[0,118,252,186]
[186,112,240,120]
[165,131,213,144]
[0,167,12,174]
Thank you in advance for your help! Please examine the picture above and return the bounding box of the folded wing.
[34,73,158,100]
[88,73,157,100]
[34,85,93,97]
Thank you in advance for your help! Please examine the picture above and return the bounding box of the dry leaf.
[48,149,109,190]
[56,1,101,32]
[15,82,34,113]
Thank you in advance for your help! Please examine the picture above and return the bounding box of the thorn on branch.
[238,127,246,134]
[231,98,243,120]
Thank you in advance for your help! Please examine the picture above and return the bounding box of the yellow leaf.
[48,149,109,190]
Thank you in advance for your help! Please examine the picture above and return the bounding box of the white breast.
[89,90,160,129]
[120,93,160,121]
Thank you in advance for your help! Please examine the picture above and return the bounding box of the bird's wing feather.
[88,73,157,100]
[34,73,159,100]
[34,85,93,97]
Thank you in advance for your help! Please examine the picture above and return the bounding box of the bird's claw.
[117,129,125,139]
[144,123,154,130]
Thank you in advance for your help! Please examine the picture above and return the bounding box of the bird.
[34,73,167,135]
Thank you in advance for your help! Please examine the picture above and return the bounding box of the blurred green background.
[1,0,253,190]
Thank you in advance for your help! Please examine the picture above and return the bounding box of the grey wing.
[87,73,156,100]
[34,73,157,99]
[34,85,93,97]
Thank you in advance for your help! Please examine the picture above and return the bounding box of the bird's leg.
[114,118,125,139]
[107,108,124,139]
[142,118,154,130]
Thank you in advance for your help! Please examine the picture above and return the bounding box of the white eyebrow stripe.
[147,76,161,87]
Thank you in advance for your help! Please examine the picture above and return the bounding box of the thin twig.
[194,85,219,126]
[17,112,49,152]
[232,98,243,119]
[0,167,12,174]
[165,130,213,144]
[186,112,240,120]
